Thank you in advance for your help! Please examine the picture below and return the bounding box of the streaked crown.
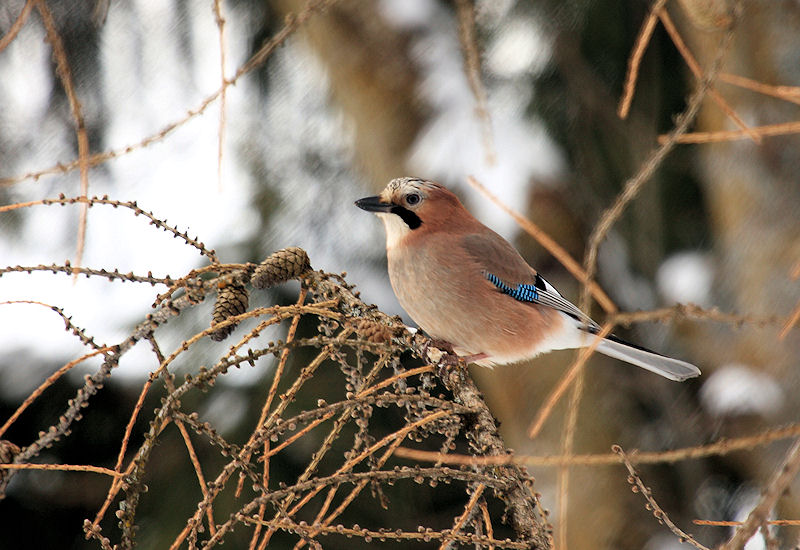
[380,177,444,205]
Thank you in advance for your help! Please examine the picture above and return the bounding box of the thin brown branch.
[454,0,495,164]
[440,483,486,549]
[661,120,800,144]
[0,264,175,287]
[615,445,711,550]
[779,302,800,341]
[0,347,112,438]
[480,498,496,550]
[695,519,800,527]
[610,303,785,328]
[556,351,586,550]
[0,0,34,54]
[174,409,217,536]
[92,370,165,537]
[0,0,340,188]
[791,261,800,280]
[528,324,613,439]
[241,515,530,548]
[583,4,739,309]
[618,0,668,119]
[355,364,436,397]
[0,195,218,262]
[719,73,800,106]
[261,411,336,459]
[721,438,800,550]
[467,175,617,314]
[658,8,759,143]
[396,422,800,467]
[34,0,92,271]
[0,463,123,477]
[0,300,104,350]
[246,288,307,549]
[149,336,217,537]
[213,0,227,191]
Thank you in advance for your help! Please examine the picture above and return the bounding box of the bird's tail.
[594,335,700,382]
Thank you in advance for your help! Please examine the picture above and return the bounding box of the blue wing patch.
[485,271,598,327]
[485,272,540,302]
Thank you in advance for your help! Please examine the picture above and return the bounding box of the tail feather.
[595,337,700,382]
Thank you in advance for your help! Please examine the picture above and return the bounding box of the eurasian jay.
[356,177,700,382]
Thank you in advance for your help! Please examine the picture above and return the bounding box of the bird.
[355,177,700,382]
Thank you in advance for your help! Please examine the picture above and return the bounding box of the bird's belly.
[387,249,570,366]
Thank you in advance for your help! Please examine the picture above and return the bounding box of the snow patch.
[657,252,714,307]
[700,364,783,418]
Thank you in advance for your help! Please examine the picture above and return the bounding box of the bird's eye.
[405,193,421,206]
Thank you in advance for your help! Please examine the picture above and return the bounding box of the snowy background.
[2,1,799,549]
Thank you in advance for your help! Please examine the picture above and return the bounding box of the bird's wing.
[460,232,700,380]
[460,232,597,327]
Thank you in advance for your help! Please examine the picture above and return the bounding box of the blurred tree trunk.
[270,0,424,186]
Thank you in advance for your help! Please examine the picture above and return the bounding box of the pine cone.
[210,279,249,341]
[251,247,311,289]
[0,440,20,492]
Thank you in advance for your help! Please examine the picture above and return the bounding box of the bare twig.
[440,483,486,549]
[618,0,668,119]
[34,0,92,272]
[657,8,759,143]
[467,176,617,314]
[528,324,613,439]
[455,0,495,165]
[0,0,34,54]
[614,445,711,550]
[719,73,800,106]
[0,0,340,188]
[0,462,123,477]
[583,3,739,309]
[720,438,800,550]
[213,0,228,192]
[0,346,112,439]
[695,519,800,527]
[556,352,586,550]
[664,119,800,144]
[0,195,218,262]
[396,422,800,467]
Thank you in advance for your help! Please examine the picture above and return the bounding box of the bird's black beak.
[355,195,393,213]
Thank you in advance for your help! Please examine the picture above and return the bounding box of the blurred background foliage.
[1,0,800,548]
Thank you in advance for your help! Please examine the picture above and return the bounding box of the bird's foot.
[420,338,455,364]
[460,352,489,364]
[419,339,460,381]
[422,339,488,366]
[421,339,489,383]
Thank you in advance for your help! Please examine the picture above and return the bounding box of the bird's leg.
[422,338,488,365]
[459,352,489,364]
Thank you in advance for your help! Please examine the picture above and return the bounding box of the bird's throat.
[378,211,418,249]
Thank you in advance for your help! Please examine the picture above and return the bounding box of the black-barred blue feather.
[484,271,595,327]
[485,272,540,302]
